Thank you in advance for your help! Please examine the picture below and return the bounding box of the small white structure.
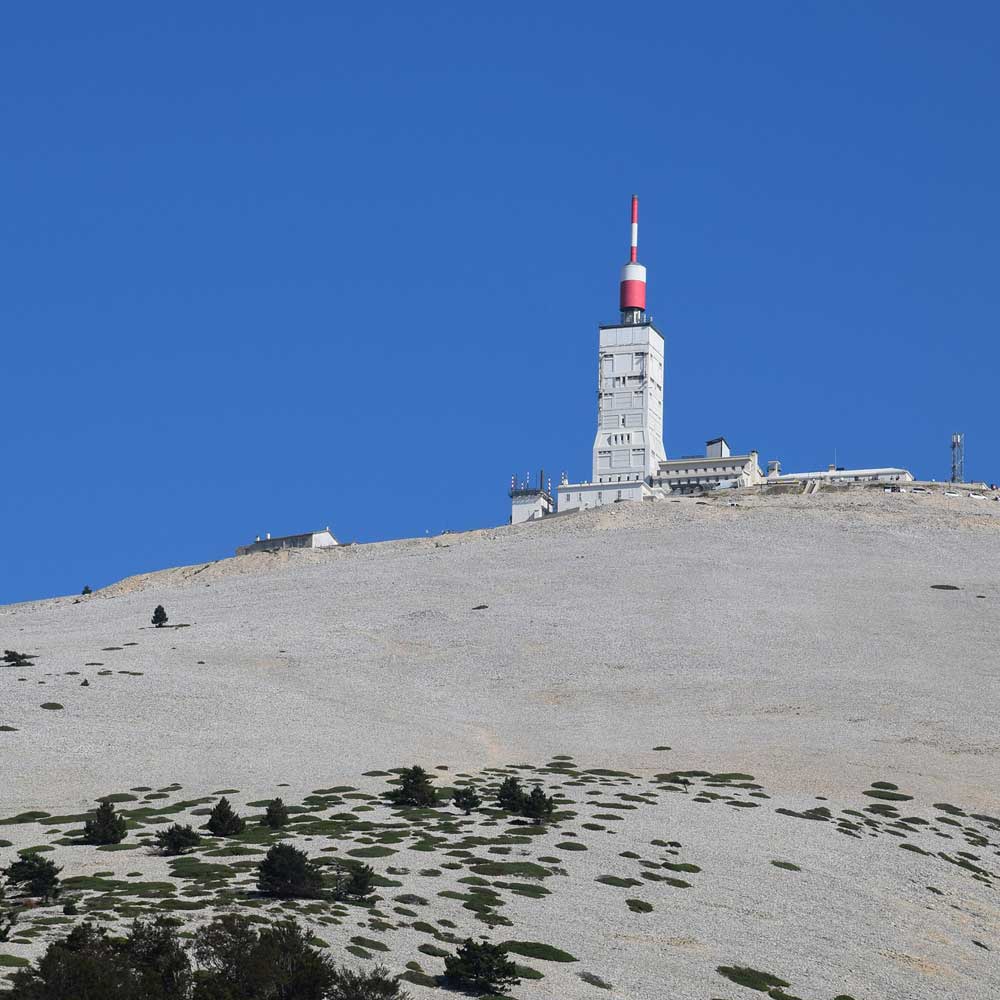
[236,527,338,556]
[509,472,555,524]
[767,465,914,486]
[655,437,763,494]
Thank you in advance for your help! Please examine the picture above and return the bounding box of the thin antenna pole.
[630,195,639,263]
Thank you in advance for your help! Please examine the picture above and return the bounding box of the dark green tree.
[452,786,482,815]
[522,785,555,824]
[333,862,375,901]
[443,938,520,995]
[152,605,168,627]
[257,843,324,899]
[154,824,201,856]
[192,915,334,1000]
[386,765,438,807]
[0,910,17,944]
[83,800,128,845]
[205,797,244,837]
[328,963,411,999]
[81,586,92,596]
[496,776,526,814]
[4,855,62,904]
[261,797,290,828]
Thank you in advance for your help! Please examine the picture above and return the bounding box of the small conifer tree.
[4,855,62,903]
[386,766,438,808]
[452,786,482,815]
[155,823,201,856]
[151,604,168,627]
[83,800,128,845]
[522,785,555,824]
[81,585,92,595]
[206,797,245,837]
[334,862,375,901]
[496,776,526,814]
[443,938,520,994]
[261,798,290,828]
[257,843,324,899]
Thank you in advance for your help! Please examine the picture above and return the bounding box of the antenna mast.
[951,433,965,484]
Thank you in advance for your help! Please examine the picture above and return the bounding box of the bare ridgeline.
[1,485,999,999]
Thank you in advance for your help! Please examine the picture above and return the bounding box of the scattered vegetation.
[3,650,35,667]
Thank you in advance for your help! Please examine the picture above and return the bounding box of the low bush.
[155,824,201,856]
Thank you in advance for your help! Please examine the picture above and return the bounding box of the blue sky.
[2,3,998,604]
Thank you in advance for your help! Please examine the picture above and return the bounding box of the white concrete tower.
[591,195,666,485]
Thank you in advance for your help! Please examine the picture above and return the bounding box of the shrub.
[155,824,201,856]
[2,650,34,667]
[193,915,334,1000]
[62,901,78,916]
[83,800,128,845]
[81,585,92,595]
[443,938,520,994]
[151,605,168,627]
[333,862,375,901]
[386,766,437,808]
[4,855,62,903]
[522,786,555,824]
[328,963,411,999]
[452,787,482,815]
[206,797,244,837]
[496,776,526,814]
[7,917,191,999]
[261,798,289,828]
[257,844,324,899]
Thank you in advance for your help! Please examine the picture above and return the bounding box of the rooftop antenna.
[619,195,647,326]
[951,432,964,483]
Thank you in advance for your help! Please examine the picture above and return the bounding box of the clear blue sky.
[2,3,998,604]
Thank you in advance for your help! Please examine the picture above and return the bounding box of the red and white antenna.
[619,194,647,322]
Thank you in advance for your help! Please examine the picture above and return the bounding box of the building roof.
[773,468,911,481]
[659,454,758,469]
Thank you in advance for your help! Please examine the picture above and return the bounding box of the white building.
[236,527,338,555]
[557,196,667,514]
[509,472,555,524]
[655,437,764,494]
[767,464,913,486]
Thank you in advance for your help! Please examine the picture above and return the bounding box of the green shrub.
[261,798,290,828]
[4,854,62,903]
[443,938,520,994]
[84,801,128,845]
[206,797,245,837]
[81,586,92,596]
[257,844,324,899]
[151,605,168,627]
[386,766,438,808]
[328,963,411,999]
[334,862,375,901]
[155,824,201,856]
[452,787,482,815]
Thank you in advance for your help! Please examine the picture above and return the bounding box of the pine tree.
[257,844,324,899]
[443,938,520,994]
[522,785,555,824]
[151,604,168,627]
[452,787,482,815]
[81,585,92,595]
[154,823,201,856]
[4,855,62,903]
[206,797,245,837]
[83,800,128,845]
[496,776,526,814]
[386,766,438,808]
[261,798,290,828]
[334,862,375,901]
